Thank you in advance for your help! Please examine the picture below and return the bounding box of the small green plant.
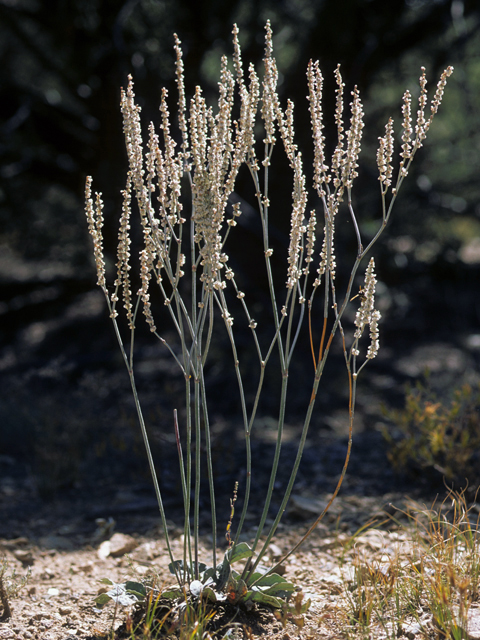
[334,489,480,640]
[0,556,30,620]
[85,20,452,636]
[397,490,480,640]
[95,577,174,638]
[382,375,480,489]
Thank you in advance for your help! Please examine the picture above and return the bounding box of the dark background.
[1,0,480,528]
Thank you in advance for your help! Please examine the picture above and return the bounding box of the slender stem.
[308,301,316,370]
[183,375,193,581]
[243,374,289,579]
[233,362,265,546]
[347,188,363,256]
[199,366,217,572]
[240,144,294,567]
[193,371,201,579]
[266,358,357,578]
[105,298,180,584]
[173,409,189,580]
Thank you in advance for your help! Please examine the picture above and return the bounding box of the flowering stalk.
[85,22,452,595]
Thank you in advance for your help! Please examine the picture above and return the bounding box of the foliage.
[95,565,309,638]
[382,375,480,489]
[95,543,301,611]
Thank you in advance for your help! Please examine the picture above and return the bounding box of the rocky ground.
[0,488,436,640]
[1,426,480,640]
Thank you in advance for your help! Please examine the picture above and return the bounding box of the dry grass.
[333,488,480,640]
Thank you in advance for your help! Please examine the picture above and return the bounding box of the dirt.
[0,489,433,640]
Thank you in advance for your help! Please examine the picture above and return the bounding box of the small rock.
[289,494,341,520]
[107,533,138,557]
[30,613,51,621]
[135,564,149,575]
[401,621,422,639]
[59,606,72,616]
[13,549,34,565]
[40,568,56,580]
[268,543,282,558]
[97,540,110,560]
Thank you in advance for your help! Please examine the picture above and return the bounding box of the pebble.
[268,543,282,558]
[13,549,34,565]
[59,605,73,615]
[97,532,138,558]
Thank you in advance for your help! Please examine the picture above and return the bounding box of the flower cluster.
[352,258,381,361]
[115,176,134,329]
[377,118,394,193]
[85,21,452,372]
[398,65,453,184]
[85,176,106,290]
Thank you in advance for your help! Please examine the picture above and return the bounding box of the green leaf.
[244,565,271,586]
[245,570,271,585]
[252,573,291,588]
[203,567,216,582]
[125,581,146,600]
[161,587,184,599]
[168,560,183,575]
[228,542,253,564]
[94,593,112,607]
[202,586,217,603]
[215,558,231,591]
[98,578,114,585]
[264,586,295,598]
[248,591,283,608]
[251,573,296,596]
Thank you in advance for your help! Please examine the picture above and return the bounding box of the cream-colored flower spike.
[115,175,134,329]
[342,86,364,191]
[84,176,106,290]
[286,153,307,289]
[85,23,453,357]
[354,257,381,360]
[261,20,279,146]
[307,60,328,196]
[377,118,394,193]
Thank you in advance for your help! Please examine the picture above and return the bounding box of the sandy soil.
[0,491,429,640]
